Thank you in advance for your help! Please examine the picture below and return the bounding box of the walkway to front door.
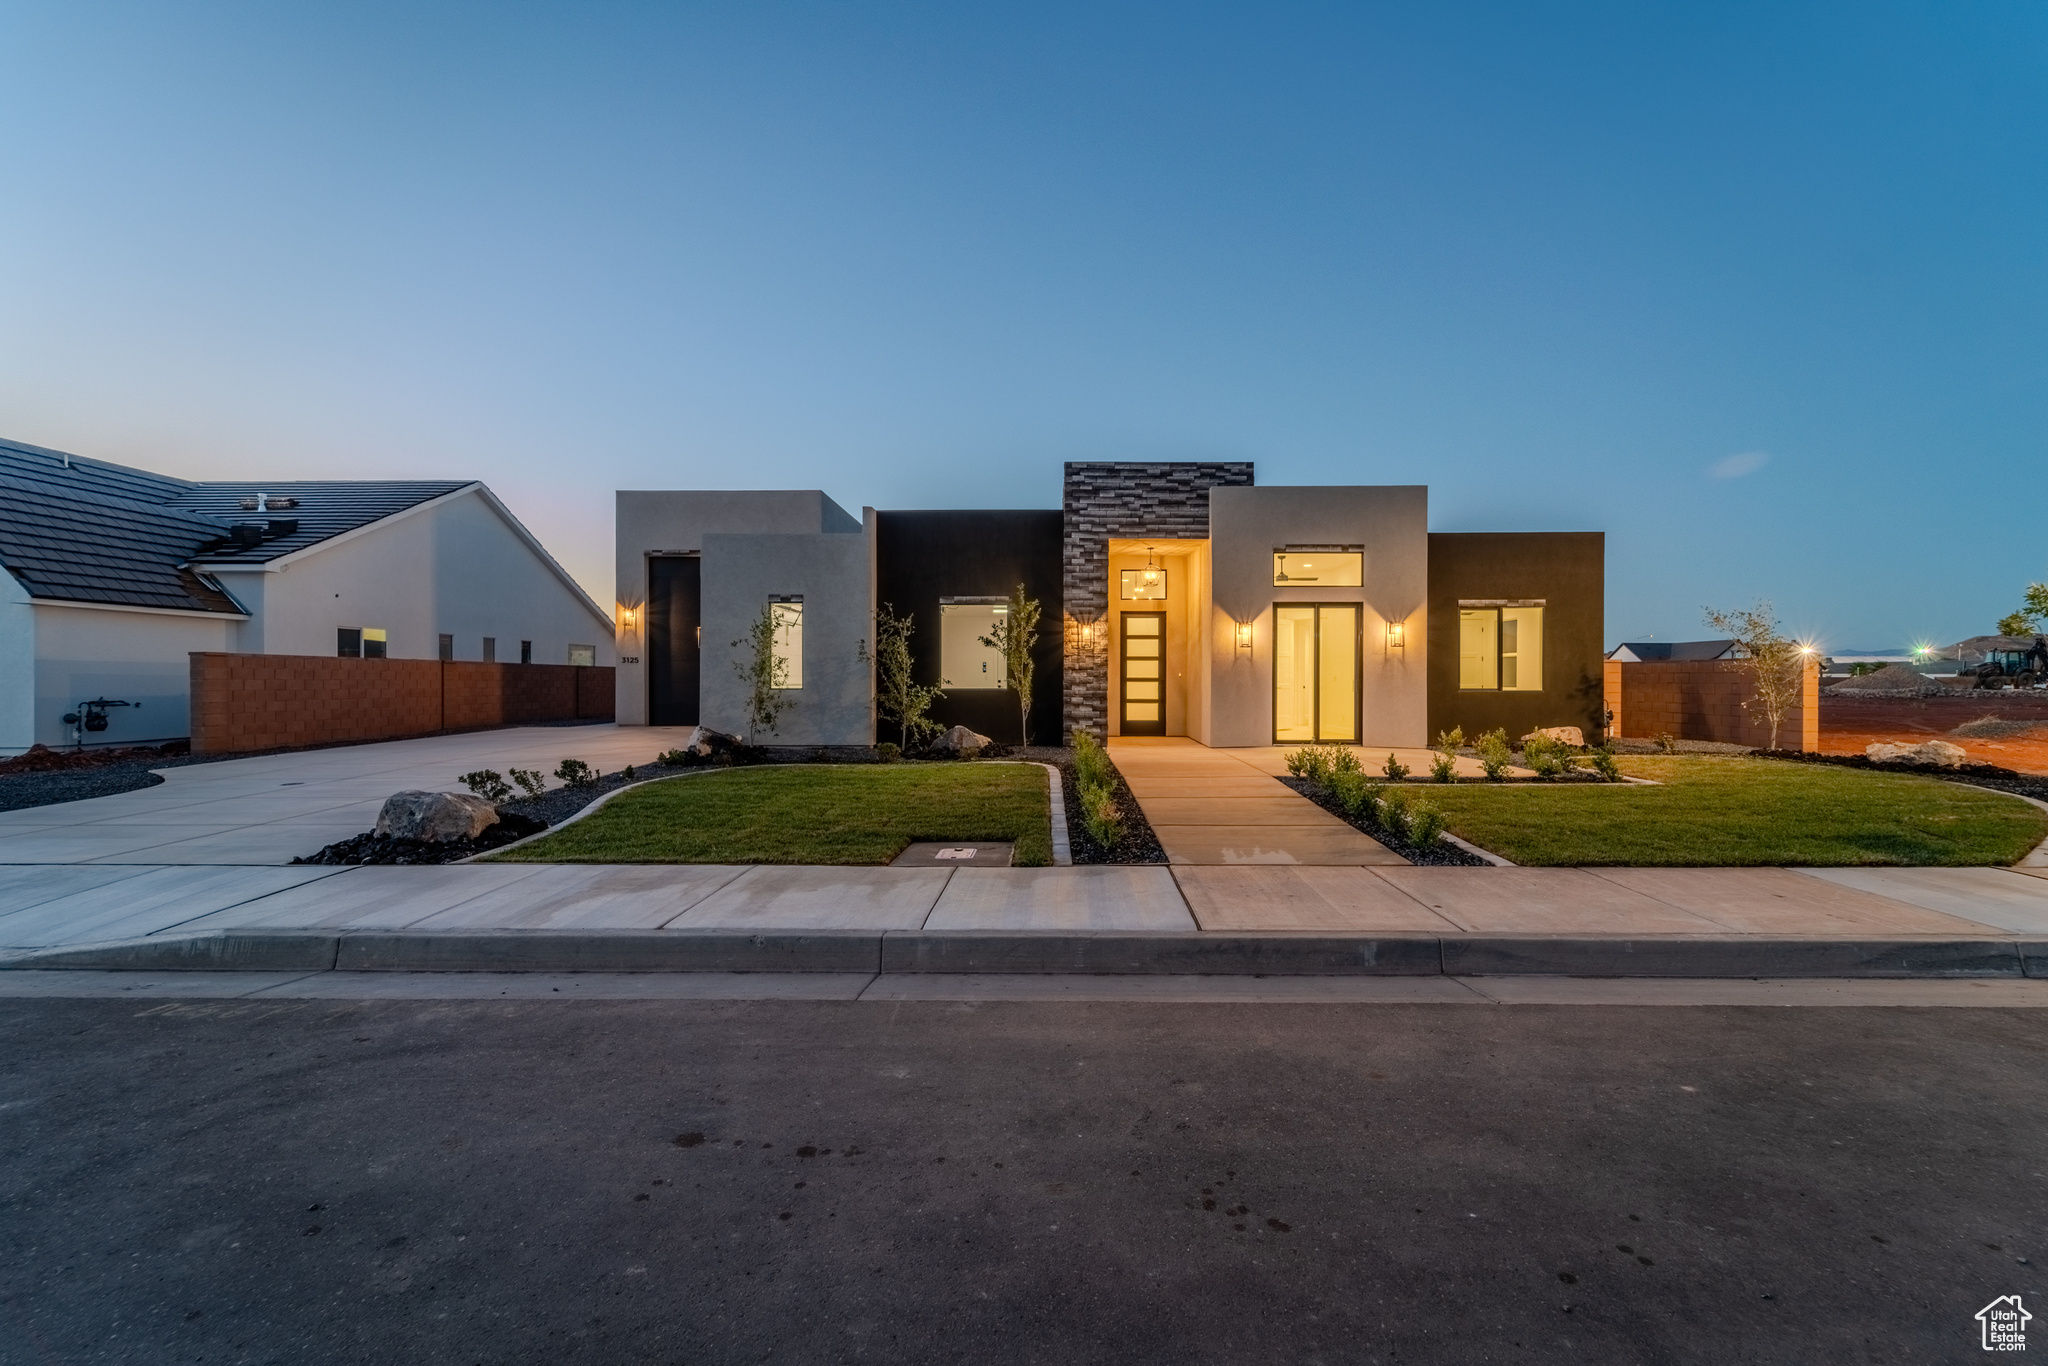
[1107,738,1406,865]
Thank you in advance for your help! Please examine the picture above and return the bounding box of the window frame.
[1457,600,1545,692]
[768,596,803,690]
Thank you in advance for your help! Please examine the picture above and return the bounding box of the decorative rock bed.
[1277,778,1491,867]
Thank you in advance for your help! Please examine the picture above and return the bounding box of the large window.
[1272,549,1362,586]
[769,598,803,688]
[568,644,597,667]
[940,599,1007,689]
[1459,604,1543,691]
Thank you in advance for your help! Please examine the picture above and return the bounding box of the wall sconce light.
[1235,621,1253,652]
[616,604,639,635]
[1386,621,1405,651]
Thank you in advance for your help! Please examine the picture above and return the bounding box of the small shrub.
[1474,728,1513,782]
[1328,768,1381,821]
[621,764,636,780]
[1080,782,1123,848]
[656,748,690,766]
[1379,788,1412,840]
[459,769,511,803]
[1430,727,1463,782]
[1071,727,1116,791]
[1382,752,1410,782]
[1655,732,1678,754]
[1287,744,1359,787]
[554,758,599,789]
[1408,802,1446,851]
[1589,747,1622,782]
[1522,735,1566,780]
[875,741,902,763]
[508,768,547,800]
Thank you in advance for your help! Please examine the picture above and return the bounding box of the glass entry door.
[1273,605,1359,743]
[1119,612,1167,736]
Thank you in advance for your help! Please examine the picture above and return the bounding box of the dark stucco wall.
[1426,532,1606,742]
[874,511,1064,745]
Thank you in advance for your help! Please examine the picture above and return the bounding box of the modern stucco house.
[615,462,1603,749]
[1,436,613,753]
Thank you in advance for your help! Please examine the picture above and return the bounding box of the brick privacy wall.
[190,654,615,755]
[1603,659,1820,751]
[1061,462,1254,739]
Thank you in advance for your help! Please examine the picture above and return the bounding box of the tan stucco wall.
[1205,485,1430,749]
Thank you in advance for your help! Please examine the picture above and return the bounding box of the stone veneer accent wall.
[1062,462,1255,739]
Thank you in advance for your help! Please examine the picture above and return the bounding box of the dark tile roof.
[167,480,472,565]
[0,437,470,615]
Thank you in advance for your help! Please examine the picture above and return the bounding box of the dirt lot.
[1822,693,2048,774]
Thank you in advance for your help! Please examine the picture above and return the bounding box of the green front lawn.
[486,764,1053,866]
[1418,756,2046,866]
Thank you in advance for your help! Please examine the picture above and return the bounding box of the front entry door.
[1119,612,1166,736]
[1273,604,1359,743]
[646,555,701,726]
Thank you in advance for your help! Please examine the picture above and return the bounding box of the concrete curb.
[0,932,343,972]
[1440,936,2030,979]
[9,930,2046,979]
[878,931,1444,976]
[337,931,881,973]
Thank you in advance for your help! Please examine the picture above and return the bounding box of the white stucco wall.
[1,571,38,753]
[208,488,612,667]
[699,529,873,746]
[27,601,237,751]
[613,490,861,726]
[1207,485,1430,749]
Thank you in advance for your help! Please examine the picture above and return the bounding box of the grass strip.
[1418,756,2047,866]
[485,763,1053,866]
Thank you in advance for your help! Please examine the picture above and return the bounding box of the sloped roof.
[1607,639,1736,662]
[169,480,472,565]
[0,437,467,615]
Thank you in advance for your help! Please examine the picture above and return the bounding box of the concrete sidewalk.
[4,860,2045,979]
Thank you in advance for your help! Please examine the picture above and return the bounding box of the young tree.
[1702,600,1807,751]
[1996,581,2048,640]
[867,603,944,749]
[732,602,795,739]
[978,583,1043,744]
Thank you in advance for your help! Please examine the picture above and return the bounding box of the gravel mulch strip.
[0,746,218,813]
[1277,777,1489,867]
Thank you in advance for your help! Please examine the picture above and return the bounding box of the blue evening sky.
[3,2,2043,650]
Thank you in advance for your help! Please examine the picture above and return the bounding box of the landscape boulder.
[930,725,992,759]
[1521,726,1585,748]
[374,790,501,843]
[678,726,747,762]
[1864,740,1969,768]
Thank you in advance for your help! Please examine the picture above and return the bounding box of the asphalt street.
[1,997,2042,1364]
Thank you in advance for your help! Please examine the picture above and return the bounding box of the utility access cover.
[891,841,1015,867]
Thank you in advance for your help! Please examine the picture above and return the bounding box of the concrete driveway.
[0,725,698,866]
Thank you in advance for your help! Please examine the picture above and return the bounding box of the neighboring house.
[615,463,1604,747]
[1606,640,1735,663]
[0,437,613,753]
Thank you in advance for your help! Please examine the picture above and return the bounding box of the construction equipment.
[1975,636,2048,688]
